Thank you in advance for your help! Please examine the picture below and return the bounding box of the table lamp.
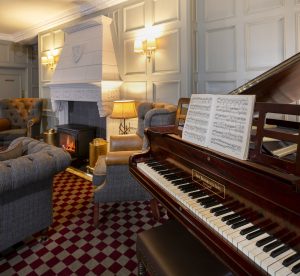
[110,100,137,134]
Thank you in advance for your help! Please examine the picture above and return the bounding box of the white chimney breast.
[49,15,121,123]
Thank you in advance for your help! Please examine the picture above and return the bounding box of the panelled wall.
[0,40,37,99]
[107,0,191,104]
[38,0,192,131]
[193,0,300,94]
[38,30,64,129]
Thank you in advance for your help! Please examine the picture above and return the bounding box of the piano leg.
[138,261,146,276]
[150,198,161,221]
[93,203,100,227]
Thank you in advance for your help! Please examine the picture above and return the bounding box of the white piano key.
[275,259,300,276]
[266,250,296,275]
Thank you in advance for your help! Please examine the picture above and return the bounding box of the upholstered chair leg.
[38,228,49,242]
[138,260,146,276]
[150,198,160,221]
[93,203,100,227]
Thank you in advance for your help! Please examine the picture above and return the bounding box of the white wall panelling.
[205,26,236,72]
[0,43,10,63]
[121,81,147,100]
[123,2,145,32]
[195,0,300,94]
[204,0,235,22]
[153,0,180,25]
[205,81,236,94]
[37,0,192,130]
[38,30,64,128]
[113,0,191,103]
[153,81,181,105]
[245,17,284,70]
[124,38,146,75]
[153,30,180,74]
[245,0,284,14]
[296,12,300,51]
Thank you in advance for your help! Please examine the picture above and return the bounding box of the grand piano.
[129,53,300,275]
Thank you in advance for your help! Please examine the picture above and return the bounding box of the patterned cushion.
[0,141,23,161]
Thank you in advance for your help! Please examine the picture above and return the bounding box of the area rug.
[0,171,164,275]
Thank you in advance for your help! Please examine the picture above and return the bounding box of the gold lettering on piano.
[192,169,225,199]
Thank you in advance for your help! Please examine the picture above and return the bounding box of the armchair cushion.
[106,150,141,165]
[0,98,43,145]
[110,134,143,152]
[0,118,10,131]
[0,141,22,161]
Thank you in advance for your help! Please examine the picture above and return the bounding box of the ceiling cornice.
[0,0,127,43]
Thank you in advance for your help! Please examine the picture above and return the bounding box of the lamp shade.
[110,100,137,119]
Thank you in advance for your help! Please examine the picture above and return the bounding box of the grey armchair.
[93,102,177,226]
[0,98,43,146]
[0,137,71,251]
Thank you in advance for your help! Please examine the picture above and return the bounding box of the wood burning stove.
[57,124,96,159]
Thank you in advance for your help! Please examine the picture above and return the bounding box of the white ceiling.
[0,0,127,42]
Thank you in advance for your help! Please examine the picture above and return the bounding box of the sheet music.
[182,94,255,160]
[182,94,214,146]
[206,95,255,160]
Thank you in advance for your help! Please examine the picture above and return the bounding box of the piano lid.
[230,52,300,103]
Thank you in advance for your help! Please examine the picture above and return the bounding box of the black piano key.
[283,253,300,267]
[221,213,240,222]
[263,240,283,253]
[240,225,259,235]
[292,262,300,273]
[246,230,265,240]
[215,208,232,216]
[177,183,194,189]
[197,196,214,205]
[203,200,219,209]
[270,245,290,258]
[145,160,158,164]
[211,205,227,213]
[179,183,194,190]
[172,178,191,185]
[226,216,245,226]
[147,162,163,167]
[151,165,166,170]
[166,174,186,181]
[160,169,181,176]
[256,236,276,247]
[231,219,249,229]
[189,191,206,199]
[181,186,198,193]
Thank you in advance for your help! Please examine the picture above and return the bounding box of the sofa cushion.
[0,141,23,161]
[0,118,11,131]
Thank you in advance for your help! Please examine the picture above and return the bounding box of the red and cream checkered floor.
[0,171,164,275]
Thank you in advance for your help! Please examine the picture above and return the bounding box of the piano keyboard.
[137,160,300,276]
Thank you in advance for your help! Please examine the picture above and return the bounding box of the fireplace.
[57,124,96,159]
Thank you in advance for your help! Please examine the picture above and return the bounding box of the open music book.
[182,94,256,160]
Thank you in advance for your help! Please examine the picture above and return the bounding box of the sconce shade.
[147,38,157,50]
[41,49,59,70]
[134,37,157,61]
[110,100,137,119]
[41,56,48,65]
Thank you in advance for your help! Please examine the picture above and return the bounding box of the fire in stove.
[60,133,76,153]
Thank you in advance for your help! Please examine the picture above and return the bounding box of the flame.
[61,135,76,153]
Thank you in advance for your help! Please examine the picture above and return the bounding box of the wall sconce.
[41,49,59,70]
[134,38,157,62]
[110,100,137,134]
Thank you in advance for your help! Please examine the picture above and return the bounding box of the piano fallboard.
[130,127,300,275]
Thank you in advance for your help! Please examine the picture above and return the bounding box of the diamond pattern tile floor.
[0,171,166,275]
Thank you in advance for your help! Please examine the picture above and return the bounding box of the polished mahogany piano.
[129,53,300,275]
